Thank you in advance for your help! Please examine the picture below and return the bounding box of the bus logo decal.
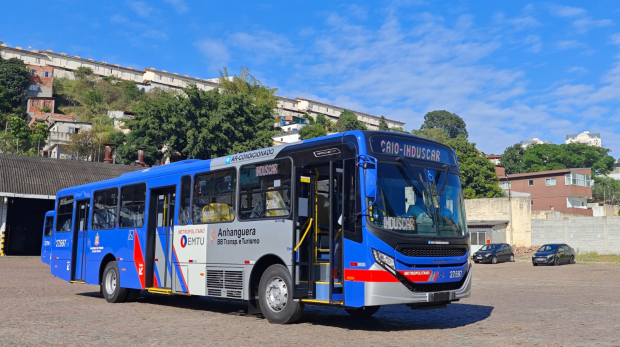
[225,156,232,164]
[210,229,217,244]
[94,233,100,246]
[314,148,340,157]
[180,235,188,248]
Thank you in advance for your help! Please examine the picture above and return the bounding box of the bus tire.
[345,306,380,317]
[258,264,304,324]
[101,261,128,303]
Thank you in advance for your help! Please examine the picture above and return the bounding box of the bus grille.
[206,269,243,299]
[402,274,467,293]
[398,247,467,258]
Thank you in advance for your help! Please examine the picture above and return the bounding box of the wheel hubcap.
[105,271,117,294]
[265,276,288,312]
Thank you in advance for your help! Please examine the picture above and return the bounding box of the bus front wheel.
[102,261,129,303]
[258,264,304,324]
[345,306,380,317]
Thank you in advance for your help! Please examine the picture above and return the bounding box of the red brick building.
[498,168,593,216]
[26,65,54,115]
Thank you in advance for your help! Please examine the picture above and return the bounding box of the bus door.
[293,162,344,303]
[146,187,176,289]
[40,212,54,265]
[72,200,90,282]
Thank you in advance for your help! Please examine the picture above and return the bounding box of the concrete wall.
[531,217,620,254]
[465,195,532,246]
[591,204,620,217]
[531,210,590,219]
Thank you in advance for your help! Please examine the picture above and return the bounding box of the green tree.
[74,66,95,80]
[420,110,468,139]
[500,143,526,174]
[446,136,504,199]
[0,57,30,110]
[0,115,49,155]
[298,124,327,140]
[315,113,334,131]
[411,128,450,144]
[218,67,278,109]
[378,116,389,131]
[335,110,367,132]
[522,143,614,176]
[592,176,620,204]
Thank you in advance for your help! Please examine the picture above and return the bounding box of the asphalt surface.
[0,257,618,346]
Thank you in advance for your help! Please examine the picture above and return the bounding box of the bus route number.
[450,271,462,278]
[56,239,67,248]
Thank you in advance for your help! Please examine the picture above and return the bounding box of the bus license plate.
[431,292,450,302]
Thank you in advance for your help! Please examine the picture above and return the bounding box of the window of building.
[28,85,38,91]
[239,159,292,219]
[43,71,50,77]
[92,188,118,230]
[20,55,24,60]
[55,196,74,232]
[192,169,236,224]
[157,74,162,80]
[546,178,556,186]
[30,69,37,75]
[35,58,41,64]
[95,66,100,72]
[65,60,70,66]
[108,68,113,74]
[119,184,146,228]
[565,173,592,187]
[531,200,534,206]
[499,182,511,189]
[135,74,139,80]
[44,101,51,108]
[179,175,192,225]
[32,100,39,107]
[170,77,174,83]
[528,180,534,186]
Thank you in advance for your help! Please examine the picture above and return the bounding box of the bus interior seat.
[202,203,234,222]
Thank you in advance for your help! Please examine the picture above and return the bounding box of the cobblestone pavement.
[1,257,619,347]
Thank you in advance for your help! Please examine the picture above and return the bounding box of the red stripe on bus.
[344,269,433,282]
[133,233,146,289]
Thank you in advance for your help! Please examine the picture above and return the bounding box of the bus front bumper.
[363,263,472,306]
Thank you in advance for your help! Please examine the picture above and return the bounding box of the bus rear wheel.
[345,306,380,317]
[102,261,129,303]
[258,264,304,324]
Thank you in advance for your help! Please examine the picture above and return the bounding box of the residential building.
[498,168,593,216]
[520,137,553,148]
[1,43,406,139]
[107,110,134,134]
[47,121,93,159]
[565,131,602,147]
[486,155,501,165]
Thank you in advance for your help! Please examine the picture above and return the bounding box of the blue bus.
[43,131,471,324]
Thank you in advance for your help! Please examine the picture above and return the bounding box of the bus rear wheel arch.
[258,264,304,324]
[101,261,129,303]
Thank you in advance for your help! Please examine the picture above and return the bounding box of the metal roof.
[0,154,141,198]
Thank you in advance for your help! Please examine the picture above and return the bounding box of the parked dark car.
[472,243,514,264]
[532,244,576,266]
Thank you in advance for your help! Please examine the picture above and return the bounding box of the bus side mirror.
[365,165,377,199]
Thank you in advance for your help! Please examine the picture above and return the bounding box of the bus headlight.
[372,249,396,272]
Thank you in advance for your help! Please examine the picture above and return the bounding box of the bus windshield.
[369,161,466,237]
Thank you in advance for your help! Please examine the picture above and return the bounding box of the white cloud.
[194,39,230,72]
[524,35,542,53]
[567,66,588,74]
[127,1,156,18]
[164,0,188,14]
[549,5,586,18]
[573,17,613,33]
[556,40,585,50]
[610,33,620,45]
[493,12,540,31]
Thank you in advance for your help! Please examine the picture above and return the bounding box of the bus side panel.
[343,238,369,308]
[41,213,54,266]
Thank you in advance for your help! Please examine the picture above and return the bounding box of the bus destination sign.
[370,135,453,165]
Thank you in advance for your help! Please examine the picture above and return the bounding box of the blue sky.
[2,0,620,157]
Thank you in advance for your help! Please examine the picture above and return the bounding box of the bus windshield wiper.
[396,157,434,218]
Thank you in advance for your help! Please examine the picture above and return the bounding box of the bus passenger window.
[192,169,236,224]
[179,175,191,225]
[119,184,146,228]
[92,188,118,230]
[44,217,54,236]
[55,196,74,232]
[239,159,292,220]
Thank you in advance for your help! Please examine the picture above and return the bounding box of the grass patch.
[576,252,620,263]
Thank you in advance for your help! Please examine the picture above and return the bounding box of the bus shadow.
[77,291,492,330]
[299,303,493,331]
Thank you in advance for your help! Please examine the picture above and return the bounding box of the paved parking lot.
[0,257,619,346]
